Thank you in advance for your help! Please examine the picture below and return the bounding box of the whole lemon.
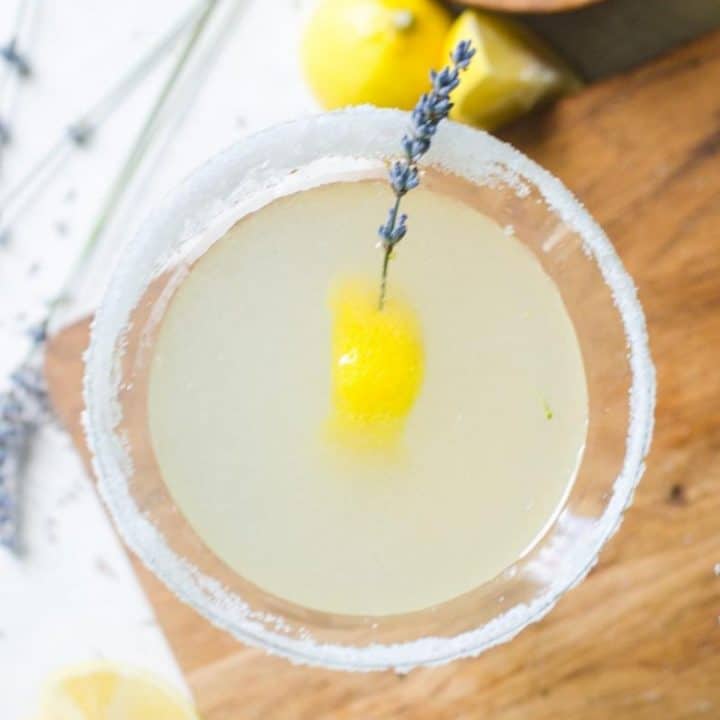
[302,0,452,110]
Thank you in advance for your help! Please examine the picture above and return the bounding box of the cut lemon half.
[39,663,198,720]
[445,9,580,129]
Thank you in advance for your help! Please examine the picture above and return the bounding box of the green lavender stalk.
[0,0,210,240]
[52,0,220,306]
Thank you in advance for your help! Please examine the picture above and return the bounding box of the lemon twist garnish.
[328,279,424,448]
[321,40,474,449]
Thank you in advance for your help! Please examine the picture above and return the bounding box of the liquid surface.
[148,180,588,616]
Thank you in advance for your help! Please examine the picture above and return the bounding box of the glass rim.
[83,107,655,671]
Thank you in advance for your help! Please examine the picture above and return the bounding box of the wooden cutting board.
[45,31,720,720]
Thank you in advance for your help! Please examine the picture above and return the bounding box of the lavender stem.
[376,40,475,309]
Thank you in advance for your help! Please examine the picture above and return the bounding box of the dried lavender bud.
[0,349,48,551]
[376,40,475,309]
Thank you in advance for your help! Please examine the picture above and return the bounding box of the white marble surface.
[0,1,315,717]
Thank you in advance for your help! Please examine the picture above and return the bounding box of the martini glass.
[83,108,654,672]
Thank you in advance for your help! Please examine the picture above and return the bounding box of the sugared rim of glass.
[84,107,655,671]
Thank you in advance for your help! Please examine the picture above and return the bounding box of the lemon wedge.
[39,663,198,720]
[302,0,451,110]
[445,9,580,129]
[328,278,424,447]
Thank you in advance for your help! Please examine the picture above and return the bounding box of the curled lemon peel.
[327,278,424,449]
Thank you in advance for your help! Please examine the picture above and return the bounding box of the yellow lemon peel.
[328,278,424,449]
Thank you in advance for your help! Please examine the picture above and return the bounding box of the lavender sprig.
[377,40,475,309]
[0,0,39,150]
[0,0,208,240]
[0,328,49,552]
[0,0,220,555]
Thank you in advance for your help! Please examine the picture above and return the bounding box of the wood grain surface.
[45,31,720,720]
